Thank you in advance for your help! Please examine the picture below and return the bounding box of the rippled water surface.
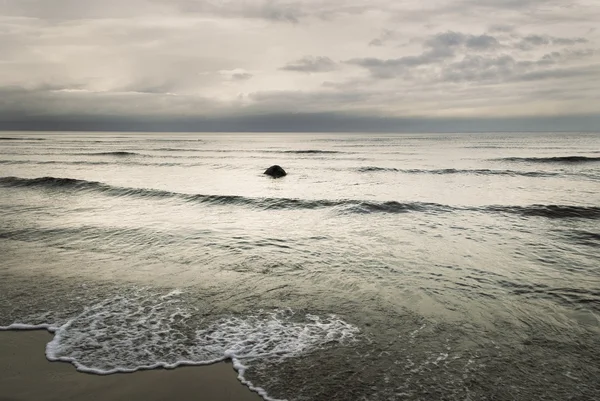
[1,132,599,400]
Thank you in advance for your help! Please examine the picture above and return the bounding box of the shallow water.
[1,132,599,400]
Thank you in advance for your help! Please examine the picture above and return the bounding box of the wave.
[282,150,342,154]
[567,230,600,247]
[573,230,600,241]
[357,167,558,177]
[0,160,193,167]
[482,205,600,219]
[498,156,600,163]
[0,160,113,166]
[0,176,100,189]
[156,148,208,152]
[0,137,45,141]
[0,290,358,401]
[2,176,599,219]
[83,151,141,156]
[558,229,600,248]
[357,167,399,172]
[132,148,346,155]
[0,176,449,213]
[0,151,145,157]
[150,139,205,143]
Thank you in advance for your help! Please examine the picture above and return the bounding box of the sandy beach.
[0,330,263,401]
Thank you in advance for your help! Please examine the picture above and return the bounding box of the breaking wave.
[0,160,209,167]
[498,156,600,163]
[0,137,46,141]
[357,167,559,177]
[2,176,599,219]
[0,176,449,214]
[482,205,600,219]
[282,150,343,154]
[0,290,359,401]
[82,151,141,156]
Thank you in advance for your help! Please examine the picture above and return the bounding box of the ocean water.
[0,132,599,400]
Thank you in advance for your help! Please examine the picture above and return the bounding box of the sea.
[0,131,599,401]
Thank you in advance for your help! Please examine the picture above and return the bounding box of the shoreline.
[0,330,264,401]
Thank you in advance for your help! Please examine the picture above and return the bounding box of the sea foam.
[0,290,359,401]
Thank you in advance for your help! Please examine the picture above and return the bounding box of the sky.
[1,0,599,132]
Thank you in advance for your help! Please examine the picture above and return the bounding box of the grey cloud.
[3,110,599,133]
[488,24,514,33]
[426,31,499,50]
[347,54,439,79]
[178,0,306,23]
[393,0,564,24]
[521,35,551,47]
[120,81,180,94]
[5,0,595,26]
[515,66,599,82]
[254,3,304,22]
[565,48,596,58]
[553,37,589,45]
[440,55,517,83]
[3,73,600,132]
[348,35,598,88]
[13,0,563,24]
[281,56,337,73]
[350,27,596,82]
[2,82,88,93]
[368,29,396,47]
[246,90,373,113]
[461,0,549,9]
[465,34,499,50]
[349,31,501,79]
[439,52,598,84]
[232,73,253,80]
[170,0,381,23]
[400,0,600,29]
[349,33,460,78]
[1,0,159,20]
[517,34,588,49]
[425,31,467,49]
[541,51,562,61]
[0,85,220,118]
[2,0,337,22]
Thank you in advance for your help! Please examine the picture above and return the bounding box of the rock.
[264,165,287,178]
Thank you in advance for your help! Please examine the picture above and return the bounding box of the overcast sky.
[1,0,599,131]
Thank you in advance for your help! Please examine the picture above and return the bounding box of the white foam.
[194,309,359,363]
[2,291,359,401]
[0,323,58,331]
[192,309,360,401]
[160,289,183,299]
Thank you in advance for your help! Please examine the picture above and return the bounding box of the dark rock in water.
[264,165,287,178]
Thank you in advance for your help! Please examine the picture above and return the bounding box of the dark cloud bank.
[3,113,599,133]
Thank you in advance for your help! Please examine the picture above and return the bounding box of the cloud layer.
[1,0,599,131]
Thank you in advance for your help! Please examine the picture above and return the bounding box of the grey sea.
[0,132,599,401]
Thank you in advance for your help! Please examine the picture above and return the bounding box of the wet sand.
[0,330,263,401]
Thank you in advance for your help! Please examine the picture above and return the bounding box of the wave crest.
[282,150,342,154]
[499,156,600,163]
[484,205,600,219]
[2,176,598,219]
[84,151,141,156]
[357,167,558,177]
